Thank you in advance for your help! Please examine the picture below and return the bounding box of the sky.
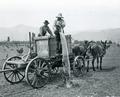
[0,0,120,34]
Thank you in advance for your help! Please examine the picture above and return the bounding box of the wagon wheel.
[73,56,86,77]
[2,56,25,84]
[25,57,50,88]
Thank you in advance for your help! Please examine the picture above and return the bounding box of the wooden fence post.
[29,32,32,52]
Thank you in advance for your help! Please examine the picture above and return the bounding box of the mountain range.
[0,24,120,42]
[0,24,38,41]
[72,28,120,42]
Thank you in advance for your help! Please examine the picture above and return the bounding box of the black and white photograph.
[0,0,120,97]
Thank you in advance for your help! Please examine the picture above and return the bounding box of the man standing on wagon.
[38,20,54,36]
[53,13,66,54]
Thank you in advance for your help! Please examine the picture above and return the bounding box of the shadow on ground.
[98,66,118,72]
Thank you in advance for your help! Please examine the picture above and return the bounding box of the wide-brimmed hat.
[44,20,49,24]
[56,13,64,18]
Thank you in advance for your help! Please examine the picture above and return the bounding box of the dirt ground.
[0,44,120,97]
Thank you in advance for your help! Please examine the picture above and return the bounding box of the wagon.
[1,33,86,88]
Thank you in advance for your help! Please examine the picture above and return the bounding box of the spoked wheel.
[25,57,50,88]
[73,56,86,77]
[2,56,25,84]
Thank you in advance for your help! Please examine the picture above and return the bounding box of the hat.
[56,13,64,18]
[44,20,49,24]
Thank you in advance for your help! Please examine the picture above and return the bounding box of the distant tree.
[7,36,10,42]
[32,32,35,41]
[108,40,112,44]
[74,40,79,44]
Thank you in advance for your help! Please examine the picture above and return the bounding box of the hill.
[0,24,38,41]
[0,25,120,42]
[72,28,120,42]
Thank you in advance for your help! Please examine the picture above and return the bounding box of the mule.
[86,40,110,72]
[72,40,90,57]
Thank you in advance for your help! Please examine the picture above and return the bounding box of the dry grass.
[0,44,120,97]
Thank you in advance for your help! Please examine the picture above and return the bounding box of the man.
[38,20,53,36]
[53,13,66,54]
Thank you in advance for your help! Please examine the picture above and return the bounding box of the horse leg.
[100,57,103,70]
[87,60,89,72]
[92,58,95,71]
[97,57,99,69]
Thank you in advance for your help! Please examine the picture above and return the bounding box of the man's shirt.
[54,19,65,29]
[39,25,53,36]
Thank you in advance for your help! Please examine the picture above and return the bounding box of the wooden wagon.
[1,33,85,88]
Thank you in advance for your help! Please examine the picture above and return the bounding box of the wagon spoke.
[7,72,13,79]
[14,73,17,82]
[40,63,47,70]
[42,73,49,78]
[35,77,39,87]
[31,75,37,86]
[33,61,37,68]
[42,69,48,72]
[36,78,40,86]
[42,74,47,78]
[37,76,43,85]
[42,62,46,68]
[28,67,36,72]
[38,75,48,85]
[38,59,41,68]
[16,73,21,81]
[11,73,15,82]
[17,71,24,77]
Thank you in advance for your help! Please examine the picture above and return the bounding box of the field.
[0,44,120,97]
